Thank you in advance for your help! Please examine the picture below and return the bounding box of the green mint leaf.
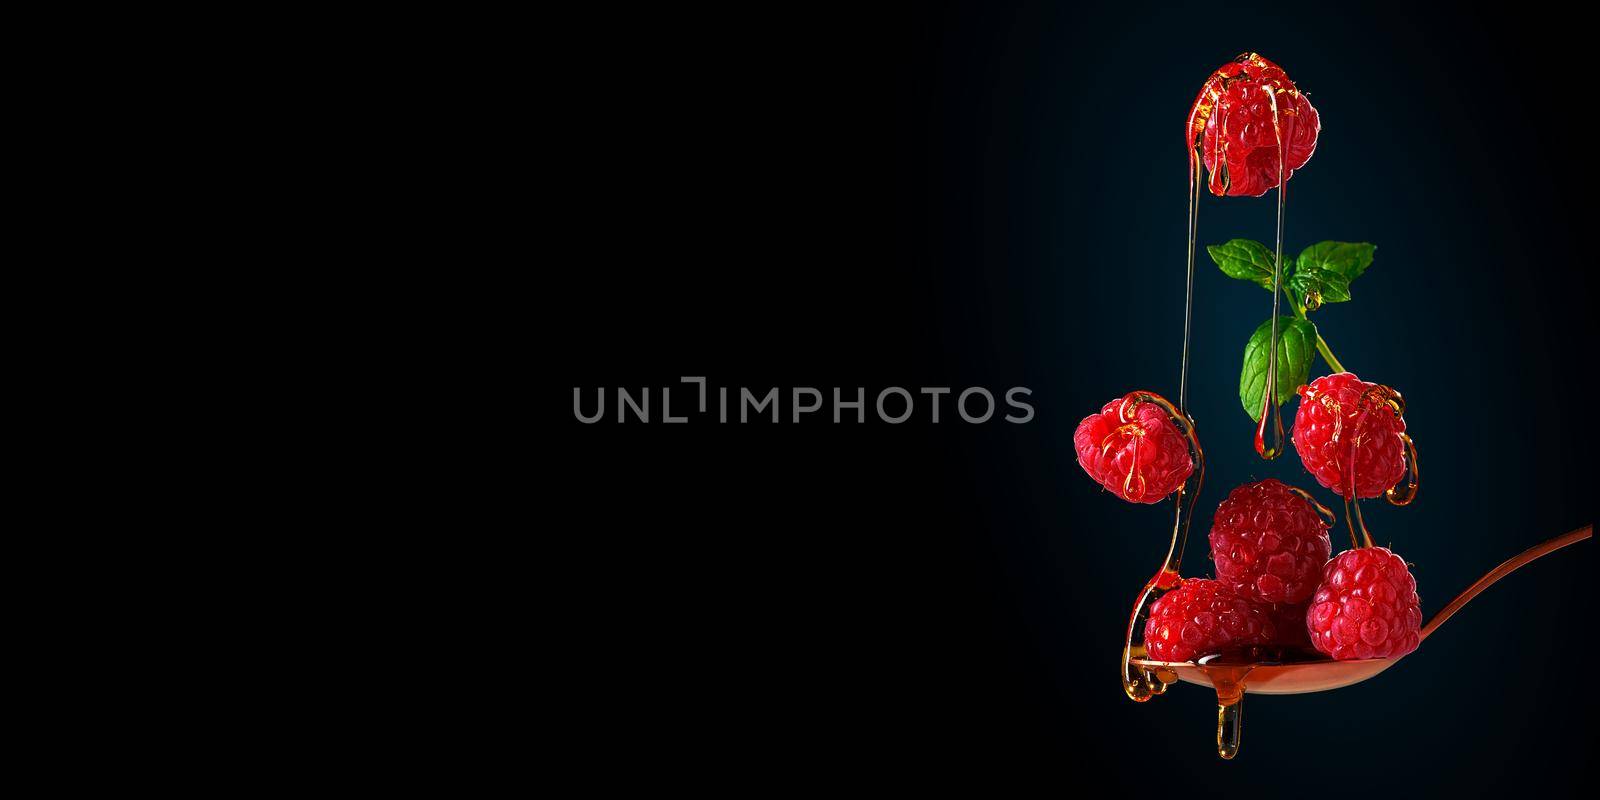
[1207,239,1280,291]
[1288,264,1353,307]
[1296,241,1376,283]
[1240,316,1317,422]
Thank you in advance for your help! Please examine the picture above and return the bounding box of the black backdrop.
[544,2,1596,790]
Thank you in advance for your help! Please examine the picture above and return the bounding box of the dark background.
[545,2,1595,791]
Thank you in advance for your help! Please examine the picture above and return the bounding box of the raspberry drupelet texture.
[1208,479,1332,604]
[1187,53,1320,198]
[1307,547,1422,661]
[1143,578,1279,662]
[1291,373,1407,500]
[1073,397,1194,504]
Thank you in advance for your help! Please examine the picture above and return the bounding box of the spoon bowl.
[1128,525,1590,759]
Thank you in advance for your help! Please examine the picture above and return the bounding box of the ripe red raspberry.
[1143,578,1278,662]
[1307,547,1422,661]
[1187,53,1320,197]
[1291,373,1407,500]
[1073,396,1194,504]
[1208,479,1332,604]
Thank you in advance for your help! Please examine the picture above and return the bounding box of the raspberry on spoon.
[1208,479,1333,604]
[1307,547,1422,661]
[1143,578,1279,662]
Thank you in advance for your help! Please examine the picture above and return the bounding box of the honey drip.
[1216,685,1243,759]
[1386,432,1420,506]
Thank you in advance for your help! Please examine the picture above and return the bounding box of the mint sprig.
[1297,241,1376,283]
[1206,239,1278,291]
[1208,240,1378,420]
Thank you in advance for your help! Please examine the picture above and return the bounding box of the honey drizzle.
[1386,433,1420,506]
[1118,391,1205,701]
[1254,85,1288,459]
[1287,485,1336,529]
[1180,143,1201,411]
[1340,385,1407,549]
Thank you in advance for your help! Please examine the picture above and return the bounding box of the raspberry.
[1143,579,1278,662]
[1208,479,1332,604]
[1307,547,1422,661]
[1187,53,1320,198]
[1291,373,1407,500]
[1073,396,1194,504]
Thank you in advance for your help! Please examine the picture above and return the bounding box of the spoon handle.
[1420,525,1592,642]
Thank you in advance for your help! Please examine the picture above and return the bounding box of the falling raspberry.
[1187,53,1320,198]
[1291,372,1408,500]
[1307,547,1422,661]
[1143,578,1280,662]
[1208,479,1332,604]
[1074,396,1194,504]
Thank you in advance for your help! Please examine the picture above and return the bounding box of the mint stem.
[1313,334,1346,373]
[1293,305,1348,374]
